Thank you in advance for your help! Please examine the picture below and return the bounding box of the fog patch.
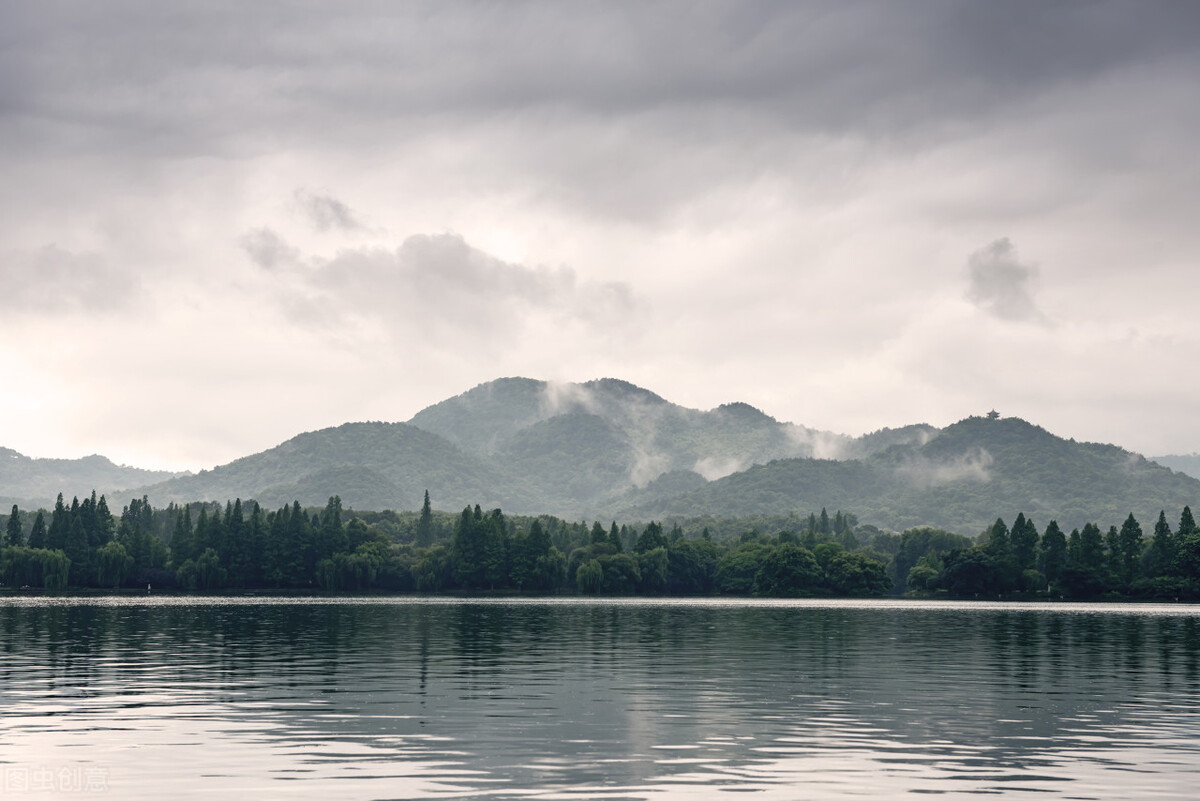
[965,238,1045,323]
[693,455,744,481]
[895,448,994,488]
[540,381,598,417]
[628,447,670,487]
[784,424,852,460]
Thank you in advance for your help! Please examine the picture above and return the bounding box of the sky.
[2,1,1199,472]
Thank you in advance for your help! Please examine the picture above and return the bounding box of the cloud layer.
[1,2,1199,471]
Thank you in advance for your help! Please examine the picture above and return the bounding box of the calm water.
[1,598,1199,800]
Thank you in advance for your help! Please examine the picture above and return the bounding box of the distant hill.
[129,422,530,512]
[407,377,861,511]
[1150,454,1200,481]
[113,377,925,516]
[7,380,1197,537]
[0,447,182,509]
[623,416,1200,535]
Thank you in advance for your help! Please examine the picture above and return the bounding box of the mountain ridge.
[2,378,1197,538]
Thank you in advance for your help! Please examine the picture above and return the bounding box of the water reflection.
[1,598,1199,799]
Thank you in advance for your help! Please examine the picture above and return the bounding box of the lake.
[1,597,1198,799]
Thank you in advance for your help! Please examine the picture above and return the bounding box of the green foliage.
[7,479,1200,601]
[752,543,821,597]
[635,547,668,593]
[634,521,667,554]
[5,505,22,547]
[1039,520,1067,584]
[576,559,603,594]
[95,541,133,588]
[890,527,972,592]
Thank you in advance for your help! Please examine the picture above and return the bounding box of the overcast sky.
[2,1,1199,471]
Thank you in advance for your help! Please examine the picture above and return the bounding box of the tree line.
[3,490,1198,599]
[884,507,1200,598]
[0,491,887,596]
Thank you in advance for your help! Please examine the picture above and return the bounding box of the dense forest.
[2,490,1199,599]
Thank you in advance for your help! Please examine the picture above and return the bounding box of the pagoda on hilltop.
[986,409,1000,420]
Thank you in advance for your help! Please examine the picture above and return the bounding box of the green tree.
[170,506,194,568]
[608,522,623,553]
[1116,513,1143,586]
[636,546,669,593]
[1039,520,1067,586]
[416,490,434,547]
[986,517,1010,557]
[1078,523,1105,571]
[1011,513,1039,572]
[47,494,68,550]
[634,522,667,554]
[598,553,641,594]
[1146,510,1175,577]
[39,549,70,591]
[5,505,22,547]
[65,516,90,585]
[576,559,603,594]
[451,506,487,588]
[95,541,133,588]
[753,543,821,597]
[824,552,890,596]
[1180,506,1198,538]
[28,511,47,549]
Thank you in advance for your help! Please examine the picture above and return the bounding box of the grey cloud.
[965,238,1043,323]
[240,228,301,271]
[0,245,138,314]
[7,3,1199,153]
[293,190,361,232]
[252,231,637,351]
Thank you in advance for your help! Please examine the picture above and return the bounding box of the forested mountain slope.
[7,380,1197,538]
[624,417,1200,535]
[131,422,528,512]
[0,448,181,508]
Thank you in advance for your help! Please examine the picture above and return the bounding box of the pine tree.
[1011,513,1039,572]
[5,505,22,547]
[95,495,114,546]
[1147,510,1175,577]
[609,521,623,553]
[28,511,47,549]
[986,518,1010,556]
[65,517,90,586]
[1179,506,1197,538]
[1117,513,1143,585]
[416,490,433,547]
[48,494,68,550]
[170,506,194,568]
[1079,523,1105,571]
[1039,520,1067,585]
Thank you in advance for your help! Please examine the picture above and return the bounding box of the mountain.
[1150,454,1200,481]
[407,377,858,511]
[130,422,529,512]
[0,447,182,508]
[623,416,1200,535]
[114,376,879,516]
[8,379,1197,537]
